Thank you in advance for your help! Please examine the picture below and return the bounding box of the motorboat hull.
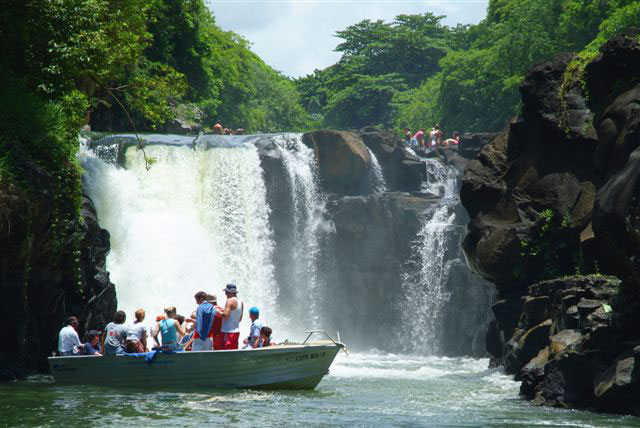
[48,341,342,390]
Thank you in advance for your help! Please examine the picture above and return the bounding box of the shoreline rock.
[461,31,640,415]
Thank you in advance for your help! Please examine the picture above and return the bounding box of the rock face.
[0,164,116,380]
[302,130,372,195]
[461,31,640,415]
[358,127,426,191]
[317,192,437,347]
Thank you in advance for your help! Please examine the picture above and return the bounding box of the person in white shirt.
[58,316,82,356]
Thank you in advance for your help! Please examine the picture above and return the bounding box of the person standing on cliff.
[414,128,425,148]
[220,283,244,350]
[403,128,412,146]
[58,316,82,356]
[434,124,444,146]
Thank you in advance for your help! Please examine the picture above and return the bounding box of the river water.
[2,352,639,427]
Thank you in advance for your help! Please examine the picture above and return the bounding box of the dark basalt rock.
[302,130,371,195]
[0,167,116,379]
[458,133,497,160]
[316,192,438,348]
[460,31,640,416]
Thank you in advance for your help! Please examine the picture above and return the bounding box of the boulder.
[594,352,640,414]
[521,296,550,329]
[540,351,598,408]
[457,133,497,160]
[302,130,371,195]
[549,329,583,356]
[515,320,553,373]
[519,346,549,398]
[162,103,204,135]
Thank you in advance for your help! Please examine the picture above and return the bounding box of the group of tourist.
[212,122,244,135]
[57,283,276,357]
[403,125,460,148]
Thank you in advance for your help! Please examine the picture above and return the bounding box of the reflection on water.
[2,353,639,427]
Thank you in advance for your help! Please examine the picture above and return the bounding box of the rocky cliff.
[0,162,116,380]
[461,31,640,414]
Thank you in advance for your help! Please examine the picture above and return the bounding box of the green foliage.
[301,0,639,134]
[392,74,442,132]
[297,13,456,129]
[558,2,640,129]
[324,74,408,128]
[0,76,84,264]
[124,61,188,128]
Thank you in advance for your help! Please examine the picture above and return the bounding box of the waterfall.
[81,133,325,338]
[367,148,388,194]
[399,158,458,354]
[82,140,281,333]
[267,133,327,330]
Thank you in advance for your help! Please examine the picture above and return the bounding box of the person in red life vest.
[207,294,224,350]
[220,283,244,350]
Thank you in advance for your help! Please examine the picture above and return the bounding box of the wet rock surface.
[461,32,640,415]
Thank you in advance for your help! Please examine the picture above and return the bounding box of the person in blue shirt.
[82,330,102,356]
[243,306,263,349]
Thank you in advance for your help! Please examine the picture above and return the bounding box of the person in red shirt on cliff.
[413,128,425,147]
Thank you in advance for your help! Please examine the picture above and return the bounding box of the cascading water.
[367,148,388,194]
[400,158,459,354]
[81,133,325,338]
[265,133,327,330]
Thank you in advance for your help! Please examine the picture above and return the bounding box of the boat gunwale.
[48,341,344,361]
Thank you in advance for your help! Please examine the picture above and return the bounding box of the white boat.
[48,332,345,390]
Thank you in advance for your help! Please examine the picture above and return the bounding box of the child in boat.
[180,311,196,351]
[259,326,276,347]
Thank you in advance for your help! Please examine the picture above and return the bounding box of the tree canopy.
[297,0,640,134]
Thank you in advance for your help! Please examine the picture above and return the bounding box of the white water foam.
[400,159,458,354]
[270,133,326,330]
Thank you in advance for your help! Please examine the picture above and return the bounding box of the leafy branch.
[91,76,156,171]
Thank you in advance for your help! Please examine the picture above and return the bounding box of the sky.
[207,0,489,78]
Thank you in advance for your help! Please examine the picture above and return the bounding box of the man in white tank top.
[220,283,243,350]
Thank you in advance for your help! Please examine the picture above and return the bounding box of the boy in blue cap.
[243,306,263,349]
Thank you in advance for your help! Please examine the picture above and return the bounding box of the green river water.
[1,353,639,427]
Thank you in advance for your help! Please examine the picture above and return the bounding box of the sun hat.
[86,330,101,338]
[249,306,259,315]
[223,283,238,294]
[206,293,217,304]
